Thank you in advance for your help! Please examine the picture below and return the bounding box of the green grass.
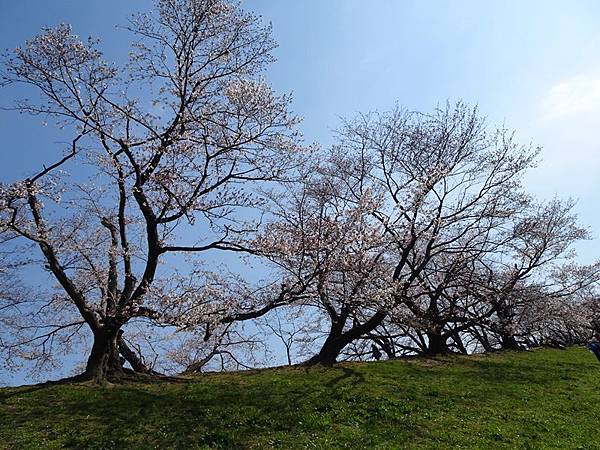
[2,347,600,449]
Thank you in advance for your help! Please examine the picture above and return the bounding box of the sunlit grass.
[1,347,600,449]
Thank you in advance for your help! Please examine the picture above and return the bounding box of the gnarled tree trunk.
[500,332,521,350]
[305,311,387,366]
[83,326,124,382]
[305,333,350,366]
[425,330,449,356]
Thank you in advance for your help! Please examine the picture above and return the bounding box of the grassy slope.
[1,347,600,449]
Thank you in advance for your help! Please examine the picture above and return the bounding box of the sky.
[1,0,600,383]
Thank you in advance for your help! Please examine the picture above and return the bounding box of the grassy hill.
[1,347,600,449]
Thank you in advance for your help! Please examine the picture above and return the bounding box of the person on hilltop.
[587,334,600,362]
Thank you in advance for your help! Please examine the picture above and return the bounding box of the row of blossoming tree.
[1,0,599,383]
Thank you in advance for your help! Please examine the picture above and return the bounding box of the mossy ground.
[1,347,600,449]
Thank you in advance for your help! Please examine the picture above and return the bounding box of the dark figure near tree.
[372,344,382,361]
[587,335,600,362]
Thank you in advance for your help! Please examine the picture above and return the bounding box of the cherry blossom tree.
[469,199,600,350]
[0,0,303,381]
[1,0,596,381]
[376,254,494,356]
[256,165,393,366]
[367,198,600,356]
[315,103,538,360]
[256,103,549,365]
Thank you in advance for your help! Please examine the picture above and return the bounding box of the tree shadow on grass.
[2,365,375,448]
[10,384,317,448]
[326,366,366,387]
[4,349,595,449]
[0,372,190,403]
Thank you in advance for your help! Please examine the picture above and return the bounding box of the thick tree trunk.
[500,332,521,350]
[425,331,449,356]
[305,311,387,366]
[495,301,520,351]
[83,326,124,382]
[305,333,349,366]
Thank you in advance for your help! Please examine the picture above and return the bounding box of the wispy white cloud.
[541,73,600,121]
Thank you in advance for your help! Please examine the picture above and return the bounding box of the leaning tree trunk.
[117,330,157,374]
[83,326,124,382]
[449,330,468,354]
[305,311,387,366]
[472,326,494,352]
[305,333,349,366]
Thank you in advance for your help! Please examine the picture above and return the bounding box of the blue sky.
[2,1,600,259]
[1,1,600,383]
